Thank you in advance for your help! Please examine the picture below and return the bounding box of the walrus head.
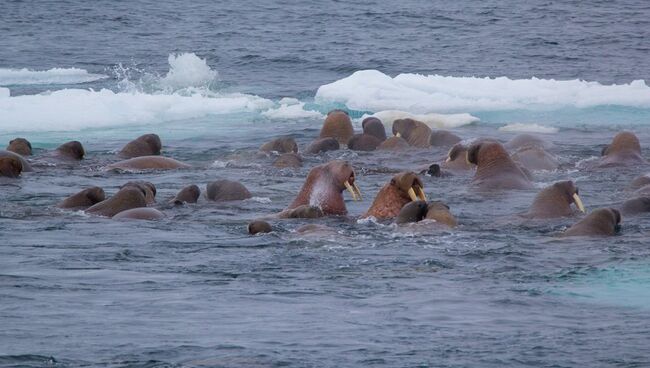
[363,171,427,219]
[362,117,387,141]
[526,180,585,219]
[396,200,457,227]
[563,208,621,237]
[56,141,85,160]
[259,137,298,154]
[0,156,23,178]
[466,140,533,190]
[85,187,147,217]
[7,138,32,156]
[206,180,252,201]
[287,160,361,216]
[599,131,645,167]
[620,197,650,216]
[319,110,354,145]
[248,220,272,235]
[58,186,106,209]
[396,200,428,224]
[170,184,200,205]
[119,134,162,158]
[121,181,157,205]
[348,134,382,151]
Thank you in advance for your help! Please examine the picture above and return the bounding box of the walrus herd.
[4,109,649,238]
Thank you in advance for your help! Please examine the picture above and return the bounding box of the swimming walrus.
[304,137,340,154]
[361,117,387,141]
[319,110,354,145]
[170,184,201,205]
[85,187,148,217]
[120,181,156,205]
[112,207,165,220]
[55,141,85,160]
[598,131,646,167]
[105,156,191,171]
[206,179,252,201]
[260,137,298,154]
[562,208,621,237]
[392,118,432,148]
[0,150,32,172]
[118,133,162,158]
[467,140,534,190]
[522,180,585,219]
[0,156,23,178]
[396,200,457,227]
[363,171,427,219]
[7,138,32,156]
[58,186,106,209]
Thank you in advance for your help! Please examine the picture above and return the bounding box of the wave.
[315,70,650,113]
[498,123,558,134]
[0,67,107,86]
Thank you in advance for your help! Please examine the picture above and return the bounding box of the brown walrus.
[248,220,272,234]
[619,197,650,216]
[598,131,646,167]
[392,118,432,148]
[0,156,23,178]
[511,145,559,171]
[55,141,85,160]
[86,187,147,217]
[396,200,457,227]
[58,186,106,209]
[120,181,156,205]
[284,160,361,216]
[206,180,252,201]
[361,117,387,141]
[273,153,303,168]
[522,180,585,219]
[563,208,621,237]
[363,171,427,219]
[629,174,650,190]
[429,130,461,147]
[260,137,298,154]
[347,134,382,151]
[442,144,474,171]
[113,207,165,220]
[319,110,354,145]
[377,136,410,151]
[7,138,32,156]
[170,184,201,205]
[106,156,191,171]
[304,137,340,154]
[505,134,553,151]
[118,133,162,158]
[0,150,33,172]
[467,141,534,190]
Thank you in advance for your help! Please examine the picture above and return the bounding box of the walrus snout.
[391,172,427,202]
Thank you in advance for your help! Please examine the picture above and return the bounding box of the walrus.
[304,137,340,154]
[121,181,156,205]
[118,133,162,158]
[58,186,106,209]
[284,160,361,216]
[113,207,165,220]
[273,153,303,168]
[86,187,147,217]
[418,163,451,178]
[170,184,200,205]
[361,117,387,141]
[206,180,252,201]
[7,138,32,156]
[620,197,650,216]
[392,118,432,148]
[599,131,646,167]
[633,185,650,197]
[319,109,354,145]
[0,150,33,172]
[347,134,382,151]
[505,134,553,151]
[279,204,324,219]
[105,156,191,171]
[563,208,621,237]
[467,141,534,190]
[425,201,457,227]
[522,180,585,219]
[429,130,461,147]
[55,141,85,160]
[628,174,650,190]
[259,137,298,154]
[377,136,410,151]
[396,200,457,227]
[248,220,272,234]
[396,200,429,224]
[0,156,23,178]
[511,145,559,171]
[442,144,474,170]
[363,171,427,219]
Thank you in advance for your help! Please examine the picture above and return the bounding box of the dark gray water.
[2,1,650,367]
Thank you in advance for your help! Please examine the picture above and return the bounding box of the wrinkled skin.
[7,138,32,156]
[598,131,646,167]
[86,187,147,217]
[319,110,354,145]
[348,134,382,151]
[113,207,165,220]
[260,137,298,154]
[442,144,474,170]
[170,184,201,205]
[364,171,425,219]
[362,117,387,141]
[58,186,106,209]
[392,118,431,148]
[0,156,23,178]
[563,208,621,237]
[305,137,340,154]
[273,153,302,168]
[206,180,252,201]
[119,134,162,158]
[429,130,461,147]
[106,156,191,170]
[285,160,357,216]
[0,150,33,172]
[377,136,410,151]
[56,141,85,160]
[511,145,559,171]
[248,220,272,234]
[522,180,582,219]
[467,141,534,190]
[121,181,156,205]
[505,134,552,151]
[619,197,650,216]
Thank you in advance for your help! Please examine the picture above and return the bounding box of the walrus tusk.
[353,182,363,200]
[417,186,427,201]
[573,193,585,213]
[445,157,452,163]
[407,187,418,202]
[395,132,401,138]
[344,180,359,201]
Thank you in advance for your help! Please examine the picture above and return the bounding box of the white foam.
[159,53,217,90]
[498,123,559,134]
[0,67,107,86]
[316,70,650,112]
[262,98,324,120]
[0,88,273,132]
[366,110,479,129]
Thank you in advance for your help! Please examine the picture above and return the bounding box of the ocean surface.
[2,1,650,367]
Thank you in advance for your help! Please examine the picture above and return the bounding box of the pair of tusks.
[344,180,363,201]
[407,185,427,202]
[573,193,585,213]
